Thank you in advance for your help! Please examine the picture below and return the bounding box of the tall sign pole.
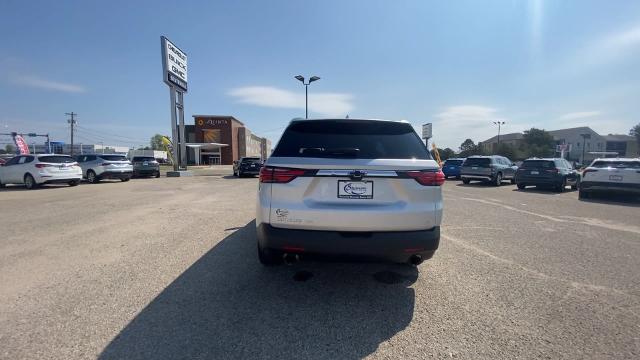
[161,36,189,174]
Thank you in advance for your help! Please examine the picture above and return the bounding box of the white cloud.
[558,111,602,120]
[11,74,86,93]
[575,24,640,68]
[428,105,513,150]
[228,86,354,117]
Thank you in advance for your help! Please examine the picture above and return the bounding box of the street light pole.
[493,121,506,149]
[295,75,320,119]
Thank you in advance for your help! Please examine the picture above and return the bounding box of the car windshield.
[272,120,431,159]
[591,161,640,169]
[133,157,155,162]
[444,160,463,166]
[463,158,491,167]
[241,158,261,163]
[521,160,555,169]
[100,155,128,161]
[37,156,75,164]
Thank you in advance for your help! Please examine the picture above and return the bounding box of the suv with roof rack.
[256,118,444,266]
[460,155,517,186]
[515,158,579,192]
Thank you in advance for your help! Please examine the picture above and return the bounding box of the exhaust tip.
[282,253,300,265]
[409,254,423,266]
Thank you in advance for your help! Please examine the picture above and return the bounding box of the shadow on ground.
[512,186,577,195]
[578,193,640,207]
[99,221,418,360]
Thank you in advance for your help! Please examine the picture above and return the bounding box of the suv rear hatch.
[461,157,492,177]
[583,160,640,185]
[517,160,558,180]
[263,120,443,232]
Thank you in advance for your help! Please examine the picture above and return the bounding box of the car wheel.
[571,184,578,190]
[121,177,130,182]
[87,170,98,184]
[510,178,516,184]
[579,190,590,199]
[238,171,244,178]
[517,183,526,190]
[155,171,160,178]
[258,244,282,266]
[462,179,470,184]
[556,178,566,193]
[24,174,37,190]
[456,175,461,180]
[494,173,502,186]
[68,180,80,186]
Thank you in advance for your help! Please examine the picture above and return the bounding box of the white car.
[256,118,444,266]
[579,158,640,199]
[75,154,133,183]
[0,154,82,189]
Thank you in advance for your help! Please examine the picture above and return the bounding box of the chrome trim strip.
[315,169,398,177]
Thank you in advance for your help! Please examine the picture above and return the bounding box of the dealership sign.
[161,36,188,91]
[422,123,432,139]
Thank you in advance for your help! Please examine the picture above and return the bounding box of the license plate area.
[609,175,623,181]
[338,180,373,199]
[530,170,539,175]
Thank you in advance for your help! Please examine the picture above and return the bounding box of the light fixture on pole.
[493,121,506,148]
[295,75,321,119]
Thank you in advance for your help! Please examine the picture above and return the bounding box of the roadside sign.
[422,123,432,139]
[161,36,188,92]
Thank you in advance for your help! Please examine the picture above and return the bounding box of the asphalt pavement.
[0,176,638,359]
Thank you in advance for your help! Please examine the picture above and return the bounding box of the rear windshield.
[463,158,491,167]
[241,158,261,163]
[100,155,128,161]
[38,156,75,164]
[591,161,640,169]
[521,160,555,169]
[444,160,463,166]
[132,157,155,162]
[272,120,431,159]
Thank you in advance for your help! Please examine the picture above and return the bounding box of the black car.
[515,158,579,192]
[460,155,517,186]
[233,157,262,177]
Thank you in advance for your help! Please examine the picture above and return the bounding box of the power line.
[75,125,148,143]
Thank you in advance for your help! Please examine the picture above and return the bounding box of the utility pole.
[66,112,77,156]
[493,121,506,150]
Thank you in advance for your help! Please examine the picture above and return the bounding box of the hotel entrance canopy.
[185,143,228,165]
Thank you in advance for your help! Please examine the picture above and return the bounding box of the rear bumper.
[133,168,159,176]
[461,174,493,181]
[257,223,440,262]
[99,170,133,179]
[580,181,640,194]
[36,172,82,184]
[239,168,260,175]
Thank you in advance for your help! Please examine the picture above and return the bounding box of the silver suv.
[76,154,133,183]
[256,118,444,266]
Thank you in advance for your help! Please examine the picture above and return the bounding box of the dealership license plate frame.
[609,175,623,181]
[337,180,374,199]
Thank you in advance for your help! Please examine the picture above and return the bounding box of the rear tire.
[579,190,590,199]
[517,183,526,190]
[24,174,37,190]
[462,179,470,184]
[68,180,79,187]
[556,178,566,193]
[510,178,516,184]
[494,173,503,186]
[121,177,130,182]
[155,171,160,178]
[258,245,282,266]
[87,170,98,184]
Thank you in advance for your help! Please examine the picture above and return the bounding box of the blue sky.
[1,0,639,150]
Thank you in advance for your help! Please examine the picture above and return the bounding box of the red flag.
[13,134,30,155]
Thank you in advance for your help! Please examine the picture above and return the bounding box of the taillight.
[259,167,306,183]
[582,169,598,177]
[35,163,52,168]
[405,170,445,186]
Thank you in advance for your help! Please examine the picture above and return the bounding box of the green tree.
[630,123,640,155]
[496,143,519,160]
[150,134,167,150]
[520,128,555,158]
[458,139,482,158]
[5,144,15,154]
[439,147,456,160]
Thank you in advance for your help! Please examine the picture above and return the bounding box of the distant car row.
[0,154,161,189]
[443,155,640,198]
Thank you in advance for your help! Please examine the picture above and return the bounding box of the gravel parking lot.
[1,176,639,359]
